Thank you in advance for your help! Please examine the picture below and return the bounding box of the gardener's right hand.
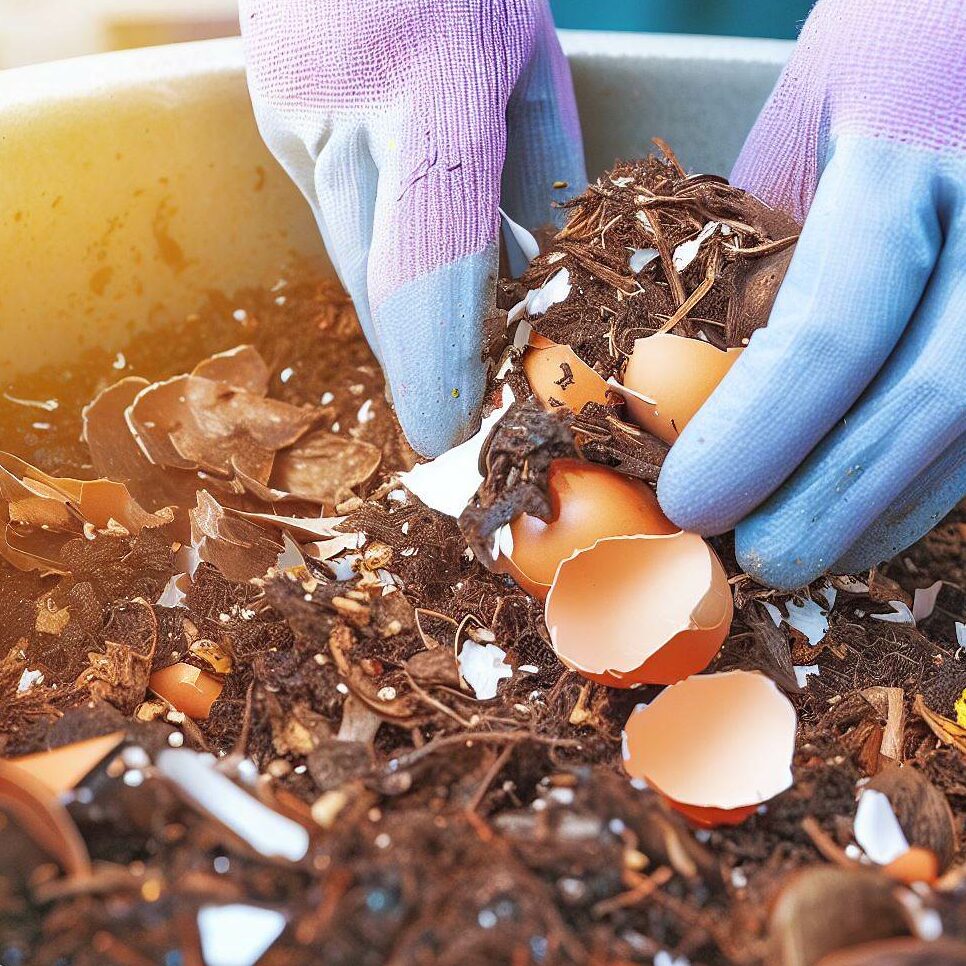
[240,0,586,457]
[658,0,966,590]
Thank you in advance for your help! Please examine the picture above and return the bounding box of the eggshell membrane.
[504,460,677,601]
[546,531,732,685]
[620,334,742,444]
[522,344,611,415]
[150,662,224,719]
[5,732,125,796]
[882,846,939,885]
[623,671,796,825]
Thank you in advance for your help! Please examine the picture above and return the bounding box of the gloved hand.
[658,0,966,590]
[240,0,586,457]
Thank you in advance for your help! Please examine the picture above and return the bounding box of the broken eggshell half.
[4,731,125,796]
[623,670,796,826]
[614,334,742,445]
[499,459,677,600]
[150,662,224,720]
[545,530,732,686]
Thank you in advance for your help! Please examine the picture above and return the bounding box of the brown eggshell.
[882,846,940,885]
[522,344,611,415]
[619,334,742,444]
[527,331,556,350]
[546,531,732,685]
[503,459,677,601]
[150,662,224,719]
[5,732,125,796]
[623,671,796,825]
[0,762,91,878]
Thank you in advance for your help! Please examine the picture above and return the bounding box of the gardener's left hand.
[658,0,966,590]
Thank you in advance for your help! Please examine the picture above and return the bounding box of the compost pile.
[0,146,964,966]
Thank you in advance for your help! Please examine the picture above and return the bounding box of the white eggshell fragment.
[458,641,513,700]
[854,788,910,866]
[400,386,514,518]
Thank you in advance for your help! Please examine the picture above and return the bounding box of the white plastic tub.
[0,32,790,382]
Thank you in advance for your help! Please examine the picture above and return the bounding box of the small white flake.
[279,366,295,383]
[762,601,783,626]
[519,664,539,674]
[793,665,819,688]
[112,353,126,370]
[326,554,360,581]
[527,268,571,316]
[320,391,335,405]
[506,268,573,325]
[912,580,943,622]
[956,621,966,650]
[232,309,248,322]
[275,533,307,571]
[458,640,512,700]
[156,573,188,608]
[197,905,286,966]
[853,788,909,865]
[784,596,833,646]
[498,208,540,263]
[655,951,690,966]
[17,668,44,693]
[672,221,718,272]
[628,247,658,273]
[871,600,916,624]
[356,399,375,424]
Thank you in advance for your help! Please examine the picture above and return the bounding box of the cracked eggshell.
[522,343,611,416]
[623,671,796,827]
[501,460,677,600]
[546,530,731,686]
[5,732,125,796]
[620,334,742,444]
[150,662,224,719]
[0,761,91,877]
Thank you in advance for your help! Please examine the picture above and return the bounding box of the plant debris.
[0,147,962,965]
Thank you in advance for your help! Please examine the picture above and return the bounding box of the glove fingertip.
[372,248,496,459]
[735,509,835,591]
[657,438,741,536]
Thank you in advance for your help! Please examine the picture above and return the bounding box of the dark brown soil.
[0,150,963,966]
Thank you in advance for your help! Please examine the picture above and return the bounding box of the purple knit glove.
[659,0,966,589]
[240,0,586,456]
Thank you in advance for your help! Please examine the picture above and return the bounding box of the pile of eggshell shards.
[1,343,383,723]
[401,150,804,827]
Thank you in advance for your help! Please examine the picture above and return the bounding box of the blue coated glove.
[658,0,966,589]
